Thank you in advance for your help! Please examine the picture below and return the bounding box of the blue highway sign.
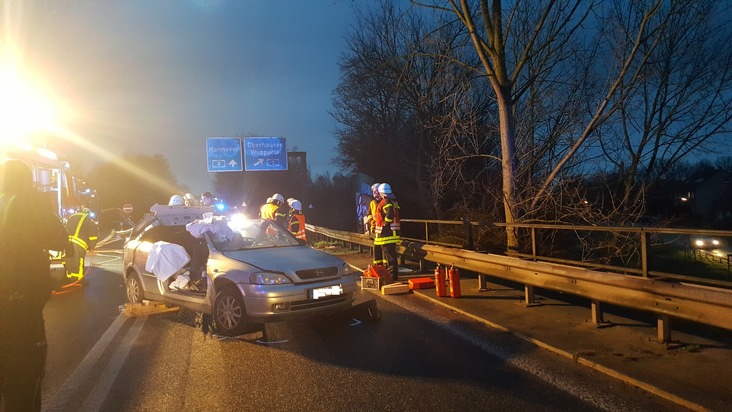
[207,137,243,172]
[244,137,288,171]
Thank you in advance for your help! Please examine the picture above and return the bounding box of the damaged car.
[122,204,358,336]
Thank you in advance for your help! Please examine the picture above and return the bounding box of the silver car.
[122,204,358,336]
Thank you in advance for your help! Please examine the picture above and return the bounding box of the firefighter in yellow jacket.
[374,183,401,281]
[64,208,98,284]
[260,193,287,228]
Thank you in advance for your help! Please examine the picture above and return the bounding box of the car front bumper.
[236,277,358,321]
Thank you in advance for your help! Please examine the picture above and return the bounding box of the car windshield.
[208,216,301,251]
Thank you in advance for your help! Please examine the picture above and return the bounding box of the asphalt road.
[38,248,686,412]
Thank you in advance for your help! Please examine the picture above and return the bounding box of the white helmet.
[169,195,184,206]
[371,183,380,197]
[287,197,295,207]
[378,183,392,195]
[290,199,303,211]
[272,193,285,205]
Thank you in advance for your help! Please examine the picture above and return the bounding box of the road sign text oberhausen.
[244,137,288,171]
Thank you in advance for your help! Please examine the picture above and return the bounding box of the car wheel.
[213,287,252,337]
[126,272,144,304]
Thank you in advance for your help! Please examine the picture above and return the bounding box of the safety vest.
[374,198,400,245]
[288,212,307,241]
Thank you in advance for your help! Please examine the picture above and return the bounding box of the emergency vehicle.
[1,143,95,285]
[0,142,93,219]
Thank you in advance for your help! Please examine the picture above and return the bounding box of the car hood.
[221,246,346,278]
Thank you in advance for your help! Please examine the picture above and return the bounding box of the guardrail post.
[524,285,537,306]
[463,218,474,250]
[591,300,611,327]
[641,230,649,278]
[424,222,429,244]
[531,227,537,261]
[657,315,671,343]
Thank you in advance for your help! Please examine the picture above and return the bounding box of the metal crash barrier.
[307,224,732,341]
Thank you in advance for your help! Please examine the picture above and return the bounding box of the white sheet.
[186,215,233,243]
[145,241,191,281]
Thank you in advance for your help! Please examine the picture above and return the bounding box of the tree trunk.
[497,87,519,252]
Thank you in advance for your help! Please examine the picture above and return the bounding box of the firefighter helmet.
[272,193,285,205]
[378,183,392,195]
[290,199,303,211]
[371,183,380,197]
[169,195,184,206]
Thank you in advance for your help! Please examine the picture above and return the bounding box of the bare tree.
[412,0,675,251]
[599,0,732,212]
[333,1,489,218]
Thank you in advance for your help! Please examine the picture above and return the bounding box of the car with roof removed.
[122,204,358,336]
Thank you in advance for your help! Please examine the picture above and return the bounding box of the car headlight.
[249,272,292,285]
[341,263,356,277]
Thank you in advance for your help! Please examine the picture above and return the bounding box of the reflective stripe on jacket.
[374,198,400,245]
[288,213,307,241]
[65,212,98,251]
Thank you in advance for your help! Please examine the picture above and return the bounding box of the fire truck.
[0,143,94,219]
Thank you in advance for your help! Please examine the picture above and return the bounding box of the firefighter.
[366,183,382,264]
[374,183,401,281]
[200,191,214,207]
[287,199,307,241]
[64,208,99,284]
[183,193,197,206]
[260,193,287,228]
[0,159,68,411]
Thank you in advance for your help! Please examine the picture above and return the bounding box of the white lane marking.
[349,318,362,326]
[80,316,147,411]
[45,314,128,411]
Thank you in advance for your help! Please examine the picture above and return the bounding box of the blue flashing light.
[215,202,226,211]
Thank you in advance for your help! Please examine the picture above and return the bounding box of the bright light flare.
[0,61,61,140]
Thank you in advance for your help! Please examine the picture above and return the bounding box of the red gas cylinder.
[448,266,461,298]
[434,264,447,297]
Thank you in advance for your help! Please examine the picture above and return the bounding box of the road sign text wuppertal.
[207,137,243,172]
[244,137,288,171]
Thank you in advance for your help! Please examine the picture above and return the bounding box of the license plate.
[311,285,343,300]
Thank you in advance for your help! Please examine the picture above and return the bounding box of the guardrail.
[306,223,732,341]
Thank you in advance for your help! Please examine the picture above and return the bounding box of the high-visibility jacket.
[288,212,307,241]
[66,211,98,251]
[260,203,277,220]
[374,197,400,245]
[366,198,379,235]
[64,211,98,280]
[261,203,287,228]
